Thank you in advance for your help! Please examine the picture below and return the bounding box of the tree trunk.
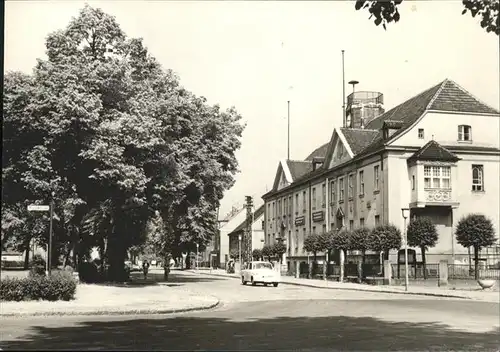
[421,246,427,280]
[62,246,71,268]
[361,250,366,279]
[474,245,479,280]
[23,239,31,270]
[185,251,191,269]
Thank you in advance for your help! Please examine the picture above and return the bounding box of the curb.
[0,299,220,318]
[189,271,475,300]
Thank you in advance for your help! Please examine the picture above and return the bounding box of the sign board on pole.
[27,204,50,212]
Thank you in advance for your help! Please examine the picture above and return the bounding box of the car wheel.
[251,277,256,286]
[273,282,279,287]
[242,276,247,285]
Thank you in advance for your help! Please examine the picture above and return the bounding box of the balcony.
[410,188,459,208]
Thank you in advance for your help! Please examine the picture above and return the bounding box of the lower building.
[228,204,265,259]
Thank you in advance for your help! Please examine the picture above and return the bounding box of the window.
[360,218,365,228]
[322,224,326,233]
[295,193,299,211]
[412,175,415,190]
[278,199,281,217]
[312,226,316,234]
[267,204,271,219]
[424,166,451,189]
[359,170,364,195]
[283,198,287,217]
[322,183,326,207]
[261,220,265,230]
[374,165,380,191]
[418,128,424,139]
[288,196,292,215]
[312,187,316,209]
[302,191,306,211]
[295,229,299,252]
[272,202,275,219]
[349,220,354,230]
[339,177,345,201]
[375,215,380,226]
[348,174,354,198]
[458,125,472,141]
[330,180,336,203]
[472,165,484,191]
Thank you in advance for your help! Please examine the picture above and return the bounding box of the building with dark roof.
[227,204,266,258]
[261,79,500,271]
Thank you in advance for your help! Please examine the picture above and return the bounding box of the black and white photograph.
[1,0,499,350]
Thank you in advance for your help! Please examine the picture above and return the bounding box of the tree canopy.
[2,5,245,280]
[355,0,499,35]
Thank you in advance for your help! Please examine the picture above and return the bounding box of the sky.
[4,1,500,218]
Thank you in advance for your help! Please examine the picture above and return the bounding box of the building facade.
[262,79,500,270]
[228,204,265,259]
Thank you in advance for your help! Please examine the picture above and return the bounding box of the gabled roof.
[408,140,460,163]
[305,142,329,160]
[340,128,379,155]
[285,160,313,180]
[228,204,266,236]
[427,80,499,114]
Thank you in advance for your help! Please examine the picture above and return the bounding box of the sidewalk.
[0,279,219,317]
[192,269,500,303]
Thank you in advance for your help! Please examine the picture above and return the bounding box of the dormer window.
[458,125,471,142]
[418,128,424,139]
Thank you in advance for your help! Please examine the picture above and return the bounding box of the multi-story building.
[228,204,265,258]
[262,79,500,271]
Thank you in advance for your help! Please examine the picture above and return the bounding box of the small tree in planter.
[304,234,321,262]
[407,217,438,279]
[330,229,352,261]
[455,214,496,280]
[261,244,273,262]
[368,224,402,261]
[272,242,287,264]
[350,228,370,264]
[252,248,263,261]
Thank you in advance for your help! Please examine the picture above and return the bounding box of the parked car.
[125,261,141,272]
[241,261,280,287]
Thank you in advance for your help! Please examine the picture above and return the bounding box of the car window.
[253,262,273,270]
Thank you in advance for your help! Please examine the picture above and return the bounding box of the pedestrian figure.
[142,259,150,280]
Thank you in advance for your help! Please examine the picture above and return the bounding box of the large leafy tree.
[455,214,496,279]
[2,4,244,281]
[407,217,438,279]
[355,0,499,35]
[350,228,370,264]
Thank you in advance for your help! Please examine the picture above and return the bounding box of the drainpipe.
[380,151,385,225]
[325,177,329,280]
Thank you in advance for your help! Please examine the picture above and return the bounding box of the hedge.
[0,271,77,301]
[1,260,25,269]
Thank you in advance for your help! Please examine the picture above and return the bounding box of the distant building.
[262,79,500,271]
[228,204,265,258]
[217,205,248,268]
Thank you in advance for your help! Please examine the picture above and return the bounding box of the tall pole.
[48,198,54,276]
[287,100,290,160]
[196,243,199,270]
[342,50,346,128]
[238,237,242,268]
[404,217,409,291]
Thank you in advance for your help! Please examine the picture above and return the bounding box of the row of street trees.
[2,5,245,280]
[295,214,496,280]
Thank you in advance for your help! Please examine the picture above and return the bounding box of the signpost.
[27,200,54,276]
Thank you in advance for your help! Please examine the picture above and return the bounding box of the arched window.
[472,165,484,191]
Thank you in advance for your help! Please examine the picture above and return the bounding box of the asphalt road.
[1,271,499,351]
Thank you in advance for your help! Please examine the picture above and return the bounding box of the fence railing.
[391,263,440,279]
[448,264,500,280]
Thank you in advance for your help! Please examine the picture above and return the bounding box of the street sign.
[27,204,50,212]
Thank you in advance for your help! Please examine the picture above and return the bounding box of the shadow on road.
[2,314,499,350]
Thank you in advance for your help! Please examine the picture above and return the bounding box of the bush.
[28,254,47,277]
[1,271,77,301]
[78,262,101,283]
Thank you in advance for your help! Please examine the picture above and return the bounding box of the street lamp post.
[238,234,242,270]
[401,208,410,292]
[196,243,199,270]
